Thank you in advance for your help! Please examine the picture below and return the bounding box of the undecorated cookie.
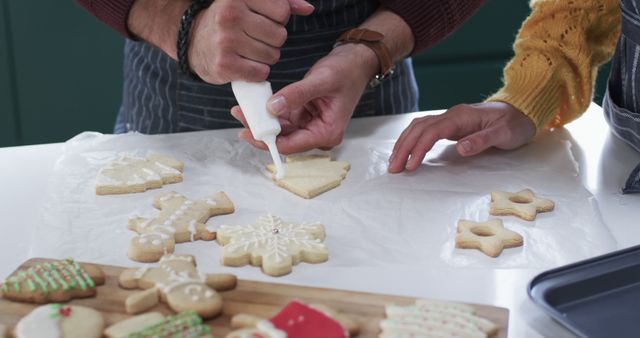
[104,311,212,338]
[128,191,235,262]
[16,304,104,338]
[96,154,183,195]
[490,189,554,221]
[119,254,237,318]
[217,214,329,277]
[455,219,523,258]
[1,258,105,303]
[267,155,350,199]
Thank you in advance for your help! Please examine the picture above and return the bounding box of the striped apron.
[603,0,640,193]
[115,0,418,134]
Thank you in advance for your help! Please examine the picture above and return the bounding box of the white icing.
[160,254,193,263]
[152,225,176,234]
[256,320,287,338]
[206,199,217,207]
[188,220,197,242]
[138,238,148,244]
[152,239,162,246]
[15,305,62,338]
[204,290,214,298]
[96,155,182,192]
[133,265,150,279]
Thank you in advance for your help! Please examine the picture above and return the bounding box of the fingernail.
[459,140,473,153]
[267,96,287,116]
[388,152,395,163]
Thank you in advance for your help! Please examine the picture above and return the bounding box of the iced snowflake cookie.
[15,304,104,338]
[217,214,329,276]
[96,154,184,195]
[227,300,357,338]
[1,258,105,303]
[455,219,523,258]
[119,254,237,318]
[128,191,235,262]
[104,311,212,338]
[380,299,498,338]
[490,189,554,221]
[266,155,350,199]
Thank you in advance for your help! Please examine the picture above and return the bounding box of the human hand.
[388,102,536,173]
[189,0,314,84]
[230,43,379,154]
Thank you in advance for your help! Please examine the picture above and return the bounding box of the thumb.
[288,0,315,16]
[456,127,505,157]
[267,75,323,116]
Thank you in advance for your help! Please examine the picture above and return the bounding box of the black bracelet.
[177,0,214,80]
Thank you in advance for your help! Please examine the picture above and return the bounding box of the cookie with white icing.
[217,214,329,277]
[266,155,350,199]
[128,191,235,262]
[15,304,104,338]
[490,189,554,221]
[380,299,498,338]
[1,258,105,303]
[104,311,212,338]
[96,154,184,195]
[119,254,237,318]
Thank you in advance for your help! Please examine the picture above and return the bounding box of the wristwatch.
[335,28,395,87]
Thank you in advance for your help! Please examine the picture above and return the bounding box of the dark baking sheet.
[528,245,640,338]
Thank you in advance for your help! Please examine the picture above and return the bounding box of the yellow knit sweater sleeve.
[487,0,621,130]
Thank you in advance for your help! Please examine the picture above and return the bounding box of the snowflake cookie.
[1,258,105,303]
[267,155,351,199]
[96,154,184,195]
[119,254,237,319]
[490,189,554,221]
[15,304,104,338]
[217,214,329,276]
[128,191,235,263]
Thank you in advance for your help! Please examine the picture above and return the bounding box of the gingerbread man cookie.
[1,258,105,303]
[455,219,523,257]
[15,304,104,338]
[96,154,184,195]
[380,299,498,337]
[105,311,212,338]
[226,300,355,338]
[128,191,235,262]
[490,189,554,221]
[217,214,329,276]
[266,155,351,199]
[119,254,237,318]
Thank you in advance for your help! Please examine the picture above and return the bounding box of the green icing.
[126,311,208,338]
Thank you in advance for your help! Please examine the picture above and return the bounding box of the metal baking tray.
[528,245,640,338]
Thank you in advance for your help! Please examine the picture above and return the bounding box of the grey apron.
[115,0,418,134]
[603,0,640,193]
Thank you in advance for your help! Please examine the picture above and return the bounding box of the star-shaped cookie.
[490,189,554,221]
[455,219,523,257]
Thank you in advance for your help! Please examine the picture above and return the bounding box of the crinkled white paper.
[31,129,615,280]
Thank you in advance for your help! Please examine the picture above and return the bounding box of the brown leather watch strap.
[335,28,395,87]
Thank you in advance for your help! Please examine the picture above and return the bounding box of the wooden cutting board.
[0,258,509,337]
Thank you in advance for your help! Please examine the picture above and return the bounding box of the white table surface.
[1,102,639,337]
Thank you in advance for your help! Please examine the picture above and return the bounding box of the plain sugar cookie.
[490,189,554,221]
[96,154,183,195]
[455,219,523,258]
[16,304,104,338]
[267,155,350,199]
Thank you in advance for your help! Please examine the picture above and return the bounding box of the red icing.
[269,300,347,338]
[59,306,72,317]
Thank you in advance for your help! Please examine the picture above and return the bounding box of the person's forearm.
[359,9,414,63]
[128,0,191,60]
[75,0,136,38]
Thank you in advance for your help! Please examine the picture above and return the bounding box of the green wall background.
[0,0,611,147]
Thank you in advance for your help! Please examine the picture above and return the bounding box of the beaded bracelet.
[177,0,214,80]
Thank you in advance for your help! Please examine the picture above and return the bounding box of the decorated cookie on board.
[15,304,104,338]
[266,155,351,199]
[1,258,105,303]
[217,214,329,276]
[490,189,555,221]
[128,191,235,262]
[119,254,237,318]
[96,154,184,195]
[226,300,358,338]
[380,299,498,337]
[104,311,212,338]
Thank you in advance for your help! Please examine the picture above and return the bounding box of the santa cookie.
[128,191,235,262]
[1,258,105,303]
[217,214,329,276]
[96,154,184,195]
[226,300,354,338]
[15,304,104,338]
[119,254,237,318]
[267,155,350,199]
[105,311,212,338]
[380,299,498,337]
